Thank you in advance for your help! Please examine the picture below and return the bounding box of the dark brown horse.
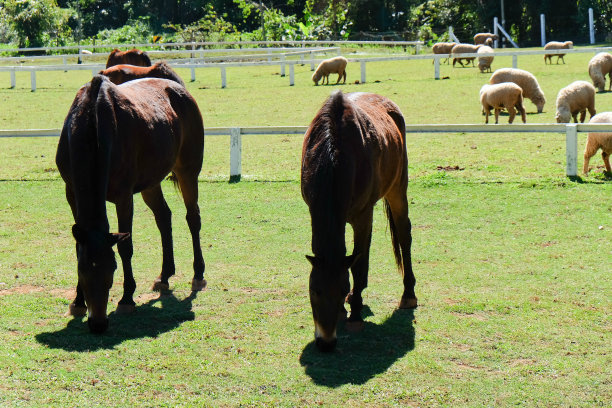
[106,48,152,68]
[56,75,206,333]
[301,91,417,352]
[99,62,185,86]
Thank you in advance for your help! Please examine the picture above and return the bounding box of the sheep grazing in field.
[474,33,498,45]
[477,45,494,73]
[583,112,612,174]
[312,56,348,86]
[451,43,483,67]
[480,83,526,124]
[544,41,573,64]
[432,42,456,64]
[555,81,596,123]
[489,68,546,113]
[588,52,612,92]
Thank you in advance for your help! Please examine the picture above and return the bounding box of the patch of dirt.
[0,285,74,299]
[450,311,488,321]
[437,165,465,171]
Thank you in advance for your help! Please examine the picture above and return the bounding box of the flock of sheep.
[311,36,612,175]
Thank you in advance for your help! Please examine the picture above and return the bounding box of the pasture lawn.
[0,46,611,406]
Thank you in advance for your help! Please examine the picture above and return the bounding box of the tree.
[1,0,71,47]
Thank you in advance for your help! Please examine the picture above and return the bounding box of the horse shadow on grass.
[299,306,416,387]
[35,290,198,352]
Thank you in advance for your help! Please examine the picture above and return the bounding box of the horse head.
[306,254,356,352]
[72,224,129,333]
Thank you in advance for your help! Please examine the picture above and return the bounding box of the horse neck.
[69,99,113,233]
[307,137,353,261]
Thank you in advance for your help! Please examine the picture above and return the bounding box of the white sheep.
[543,41,573,64]
[588,52,612,93]
[480,82,526,124]
[432,42,456,64]
[555,81,596,123]
[451,43,482,67]
[489,68,546,113]
[474,33,498,45]
[312,56,348,86]
[583,112,612,174]
[477,45,494,73]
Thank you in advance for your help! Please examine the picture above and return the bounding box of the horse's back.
[302,91,407,216]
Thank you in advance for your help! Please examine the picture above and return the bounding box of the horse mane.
[304,91,357,261]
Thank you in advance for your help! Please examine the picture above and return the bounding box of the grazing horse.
[301,91,417,352]
[99,62,185,86]
[55,75,206,333]
[106,48,152,68]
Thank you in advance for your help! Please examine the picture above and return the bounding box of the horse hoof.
[152,280,170,292]
[345,320,365,332]
[68,303,87,317]
[399,297,418,309]
[191,279,207,291]
[116,304,136,314]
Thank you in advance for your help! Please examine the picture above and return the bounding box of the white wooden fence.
[4,45,612,91]
[3,123,612,179]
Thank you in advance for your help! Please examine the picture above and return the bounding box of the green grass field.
[0,45,610,407]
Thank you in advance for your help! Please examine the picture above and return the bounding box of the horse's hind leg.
[115,195,137,311]
[346,208,374,331]
[385,189,417,309]
[141,185,176,292]
[175,172,206,291]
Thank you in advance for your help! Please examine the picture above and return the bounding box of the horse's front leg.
[141,185,176,291]
[115,196,136,313]
[346,208,374,331]
[66,185,86,316]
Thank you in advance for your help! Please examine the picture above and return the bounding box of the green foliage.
[0,0,73,47]
[96,17,153,44]
[165,5,238,43]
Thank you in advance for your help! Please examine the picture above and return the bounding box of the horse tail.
[384,198,404,274]
[166,172,182,193]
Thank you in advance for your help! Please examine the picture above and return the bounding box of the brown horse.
[301,91,417,352]
[99,62,185,86]
[55,75,206,333]
[106,48,152,68]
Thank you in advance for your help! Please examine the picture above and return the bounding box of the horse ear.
[305,255,323,269]
[344,253,361,269]
[107,232,130,247]
[72,224,87,243]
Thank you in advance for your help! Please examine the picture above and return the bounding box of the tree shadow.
[299,306,416,387]
[35,290,198,352]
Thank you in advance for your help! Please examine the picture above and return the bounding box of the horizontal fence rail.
[3,123,612,179]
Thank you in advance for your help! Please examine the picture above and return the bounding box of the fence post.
[540,14,546,46]
[589,8,595,44]
[493,18,499,48]
[280,55,285,77]
[360,61,366,84]
[310,51,315,71]
[289,63,294,86]
[512,55,518,68]
[221,66,227,88]
[434,57,440,80]
[10,70,15,88]
[92,68,97,76]
[230,127,242,182]
[30,70,36,92]
[565,124,578,177]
